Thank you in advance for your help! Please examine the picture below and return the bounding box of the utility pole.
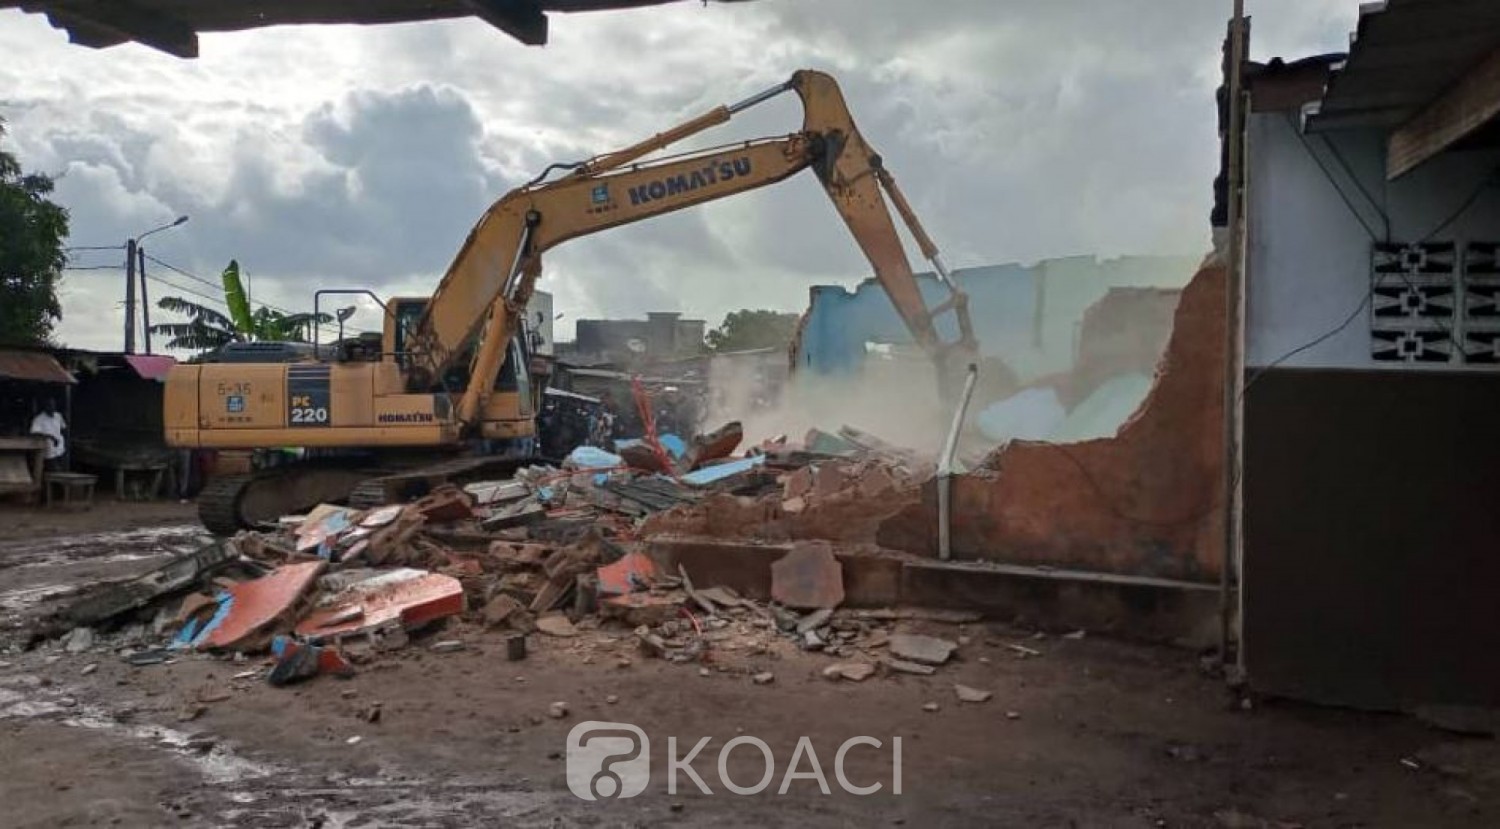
[123,215,190,354]
[124,238,138,353]
[1220,0,1248,669]
[139,246,152,354]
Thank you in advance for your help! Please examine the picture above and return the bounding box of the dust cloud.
[706,353,954,455]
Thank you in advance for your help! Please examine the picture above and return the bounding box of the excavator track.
[197,456,535,535]
[347,455,535,512]
[195,464,375,536]
[196,474,256,537]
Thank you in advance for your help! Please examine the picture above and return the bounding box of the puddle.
[62,713,282,785]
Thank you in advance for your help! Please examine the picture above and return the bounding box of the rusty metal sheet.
[0,350,74,384]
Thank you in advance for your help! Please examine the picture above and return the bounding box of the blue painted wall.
[796,255,1198,379]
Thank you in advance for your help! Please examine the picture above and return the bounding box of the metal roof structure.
[0,350,75,384]
[0,0,752,58]
[1307,0,1500,133]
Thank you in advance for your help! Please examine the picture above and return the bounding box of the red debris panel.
[197,562,325,651]
[296,570,465,641]
[597,551,660,596]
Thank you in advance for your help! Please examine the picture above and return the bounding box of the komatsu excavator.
[165,69,976,534]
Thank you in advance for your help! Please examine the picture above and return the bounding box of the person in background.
[30,398,67,471]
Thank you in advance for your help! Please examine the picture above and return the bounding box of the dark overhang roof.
[1306,0,1500,133]
[0,0,752,58]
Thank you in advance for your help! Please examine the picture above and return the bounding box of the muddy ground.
[0,502,1495,828]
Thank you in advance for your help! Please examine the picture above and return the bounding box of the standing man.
[30,398,66,471]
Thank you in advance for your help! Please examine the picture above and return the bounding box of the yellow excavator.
[165,69,977,533]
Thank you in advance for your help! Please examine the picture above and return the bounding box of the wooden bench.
[45,472,97,510]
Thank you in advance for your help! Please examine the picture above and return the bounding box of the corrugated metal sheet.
[0,350,75,384]
[124,354,176,381]
[1308,0,1500,132]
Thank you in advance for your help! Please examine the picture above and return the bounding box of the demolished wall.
[879,260,1227,583]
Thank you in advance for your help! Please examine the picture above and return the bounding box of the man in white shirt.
[30,398,66,469]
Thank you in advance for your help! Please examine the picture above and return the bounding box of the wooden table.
[0,436,48,501]
[45,472,97,509]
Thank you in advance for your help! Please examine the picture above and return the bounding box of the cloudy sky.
[0,0,1358,352]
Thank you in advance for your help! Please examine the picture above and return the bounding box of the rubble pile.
[27,421,964,690]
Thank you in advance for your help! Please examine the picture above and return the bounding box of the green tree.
[0,116,69,346]
[150,260,330,353]
[705,309,801,352]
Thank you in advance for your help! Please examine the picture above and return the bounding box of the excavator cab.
[385,297,536,443]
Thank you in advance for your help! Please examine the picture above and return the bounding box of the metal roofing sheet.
[124,354,177,381]
[1308,0,1500,132]
[0,350,75,384]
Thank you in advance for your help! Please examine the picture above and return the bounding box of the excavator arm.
[408,69,976,432]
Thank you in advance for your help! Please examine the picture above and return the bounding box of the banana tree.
[150,260,331,353]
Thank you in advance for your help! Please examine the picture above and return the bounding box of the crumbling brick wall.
[879,260,1226,583]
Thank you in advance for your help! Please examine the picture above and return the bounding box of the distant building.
[562,311,706,365]
[525,290,554,356]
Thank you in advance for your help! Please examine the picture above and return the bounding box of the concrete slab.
[770,541,845,609]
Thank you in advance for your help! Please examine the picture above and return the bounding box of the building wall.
[798,255,1196,381]
[1242,111,1500,710]
[878,261,1226,585]
[1245,115,1500,370]
[572,312,706,364]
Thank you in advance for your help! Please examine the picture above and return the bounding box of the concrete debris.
[1006,710,1021,720]
[954,684,992,703]
[535,613,579,638]
[922,702,940,713]
[26,418,980,720]
[481,594,531,631]
[547,701,569,719]
[887,633,958,666]
[63,626,96,653]
[80,662,98,676]
[822,661,876,682]
[770,541,845,610]
[796,608,834,635]
[882,657,937,676]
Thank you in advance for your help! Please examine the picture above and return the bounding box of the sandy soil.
[0,502,1495,828]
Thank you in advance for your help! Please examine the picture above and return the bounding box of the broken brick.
[782,466,815,501]
[770,541,845,610]
[481,593,533,631]
[412,484,476,523]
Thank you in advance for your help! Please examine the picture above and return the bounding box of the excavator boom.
[165,69,977,534]
[409,69,976,429]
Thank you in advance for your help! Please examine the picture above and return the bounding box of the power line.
[63,244,126,252]
[143,273,231,310]
[141,253,340,335]
[63,265,123,271]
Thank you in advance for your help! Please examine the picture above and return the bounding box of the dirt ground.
[1,502,1496,828]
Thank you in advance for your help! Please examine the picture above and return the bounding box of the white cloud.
[0,0,1363,352]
